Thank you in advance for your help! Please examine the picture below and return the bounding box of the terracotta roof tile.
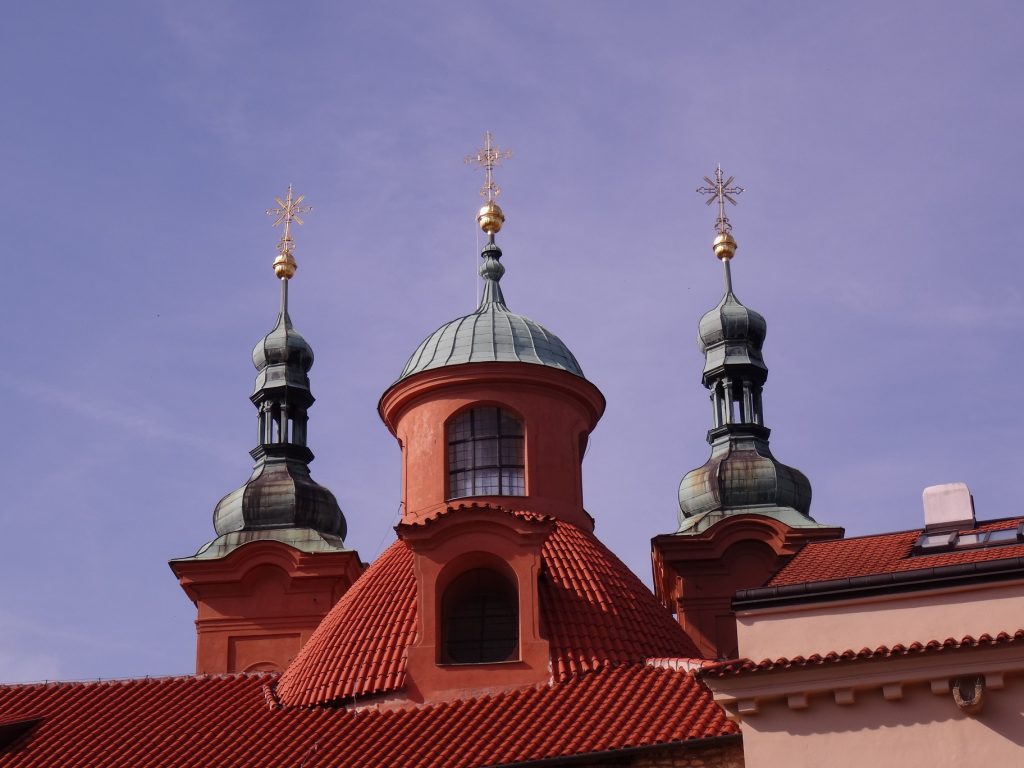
[277,519,700,707]
[770,516,1024,586]
[541,523,696,680]
[699,629,1024,678]
[0,667,734,768]
[400,502,555,528]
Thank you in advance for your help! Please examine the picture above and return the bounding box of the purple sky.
[3,1,1023,682]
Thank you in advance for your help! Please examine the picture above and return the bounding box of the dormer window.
[447,407,525,499]
[442,568,519,663]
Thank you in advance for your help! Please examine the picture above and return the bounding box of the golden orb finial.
[273,252,298,279]
[266,184,311,280]
[697,165,744,260]
[465,131,512,234]
[477,200,505,234]
[712,231,738,261]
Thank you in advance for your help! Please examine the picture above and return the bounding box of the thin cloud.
[5,381,236,463]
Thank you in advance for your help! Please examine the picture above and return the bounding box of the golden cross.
[266,184,312,254]
[266,185,311,280]
[464,131,512,202]
[697,165,744,234]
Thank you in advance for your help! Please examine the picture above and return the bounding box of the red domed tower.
[276,135,700,707]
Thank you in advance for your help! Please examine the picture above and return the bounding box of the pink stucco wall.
[714,576,1024,765]
[736,676,1024,768]
[736,578,1024,661]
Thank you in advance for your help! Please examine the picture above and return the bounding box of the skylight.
[913,523,1024,554]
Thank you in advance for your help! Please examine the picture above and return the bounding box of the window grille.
[442,568,518,664]
[447,407,525,499]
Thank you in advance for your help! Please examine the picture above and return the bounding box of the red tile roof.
[0,667,736,768]
[277,538,417,705]
[277,519,700,707]
[769,516,1024,586]
[541,522,698,679]
[699,630,1024,678]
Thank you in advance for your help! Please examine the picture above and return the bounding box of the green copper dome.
[697,291,767,381]
[676,258,824,536]
[397,241,585,381]
[678,433,812,521]
[213,281,346,547]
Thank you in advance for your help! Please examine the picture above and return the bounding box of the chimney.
[923,482,975,531]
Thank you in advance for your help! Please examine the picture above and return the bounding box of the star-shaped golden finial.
[697,165,744,261]
[266,184,312,279]
[697,165,744,234]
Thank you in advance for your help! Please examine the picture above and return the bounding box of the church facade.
[1,150,1020,767]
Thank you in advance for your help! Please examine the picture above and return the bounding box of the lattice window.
[447,407,525,499]
[442,568,518,664]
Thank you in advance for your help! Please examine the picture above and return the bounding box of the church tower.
[652,168,842,660]
[275,135,697,708]
[170,187,363,674]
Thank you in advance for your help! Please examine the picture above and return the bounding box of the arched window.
[447,407,525,499]
[442,568,518,664]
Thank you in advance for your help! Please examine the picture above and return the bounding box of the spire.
[677,167,821,535]
[466,131,513,310]
[209,186,347,546]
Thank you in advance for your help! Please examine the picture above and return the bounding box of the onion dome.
[209,278,346,547]
[676,167,826,535]
[186,186,348,558]
[697,291,767,381]
[252,311,314,374]
[212,463,344,539]
[398,240,584,381]
[678,274,813,529]
[678,439,812,519]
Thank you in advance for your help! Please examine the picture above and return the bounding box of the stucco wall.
[736,677,1024,768]
[736,579,1024,660]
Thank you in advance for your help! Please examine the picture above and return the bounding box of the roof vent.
[923,482,975,531]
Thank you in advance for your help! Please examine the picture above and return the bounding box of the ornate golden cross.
[465,131,512,201]
[697,165,744,234]
[266,185,312,280]
[267,184,311,250]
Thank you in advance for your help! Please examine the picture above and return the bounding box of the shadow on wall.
[748,678,1024,753]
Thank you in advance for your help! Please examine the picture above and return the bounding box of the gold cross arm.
[465,131,513,201]
[266,184,312,245]
[265,184,312,280]
[697,165,744,233]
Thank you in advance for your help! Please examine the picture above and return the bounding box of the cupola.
[170,186,362,675]
[379,133,605,529]
[677,168,822,534]
[275,136,703,707]
[209,188,346,548]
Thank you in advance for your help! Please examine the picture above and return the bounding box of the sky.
[2,0,1023,682]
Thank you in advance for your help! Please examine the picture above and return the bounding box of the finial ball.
[477,201,505,234]
[273,252,297,280]
[713,231,737,261]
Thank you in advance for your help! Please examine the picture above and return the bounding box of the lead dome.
[396,241,585,382]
